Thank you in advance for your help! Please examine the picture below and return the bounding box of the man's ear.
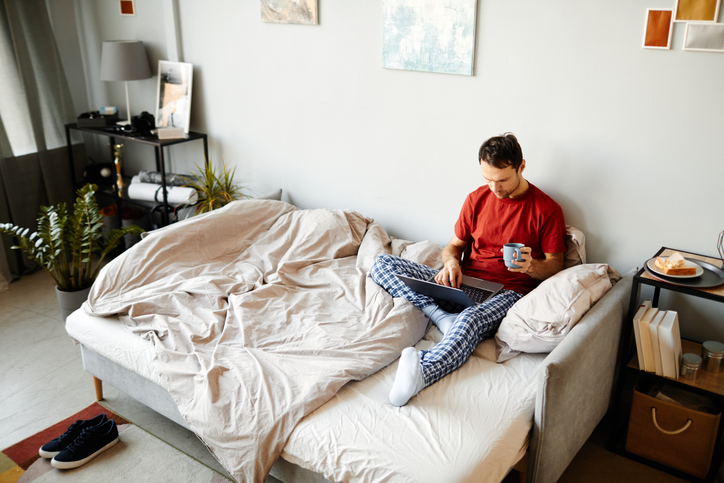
[518,159,526,174]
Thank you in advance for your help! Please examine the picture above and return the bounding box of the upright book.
[632,300,652,369]
[658,311,683,380]
[648,311,666,376]
[638,307,659,373]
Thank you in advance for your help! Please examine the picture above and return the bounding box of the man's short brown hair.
[478,133,524,171]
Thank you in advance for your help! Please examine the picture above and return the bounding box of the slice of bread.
[655,252,697,275]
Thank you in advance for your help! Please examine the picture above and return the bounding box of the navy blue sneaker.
[51,419,119,469]
[39,413,108,458]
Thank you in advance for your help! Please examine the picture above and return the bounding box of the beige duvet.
[85,200,436,482]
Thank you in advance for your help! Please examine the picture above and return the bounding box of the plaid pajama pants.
[370,254,523,387]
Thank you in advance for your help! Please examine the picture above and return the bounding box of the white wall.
[53,1,723,333]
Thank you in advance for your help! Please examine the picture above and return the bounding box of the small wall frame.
[683,23,724,52]
[261,0,318,25]
[674,0,721,22]
[643,9,674,49]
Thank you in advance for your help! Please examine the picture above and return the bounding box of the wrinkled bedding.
[85,200,436,483]
[282,333,544,483]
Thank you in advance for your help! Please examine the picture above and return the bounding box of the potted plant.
[0,184,144,320]
[181,159,248,215]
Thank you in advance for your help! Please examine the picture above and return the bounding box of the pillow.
[564,225,586,268]
[254,189,283,200]
[495,263,621,362]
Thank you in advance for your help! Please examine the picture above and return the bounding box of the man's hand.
[503,247,564,281]
[436,260,463,287]
[437,236,468,288]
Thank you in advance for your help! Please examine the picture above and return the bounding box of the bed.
[65,199,632,483]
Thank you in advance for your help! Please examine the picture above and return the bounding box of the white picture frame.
[155,61,193,134]
[643,9,674,50]
[673,0,721,22]
[683,23,724,52]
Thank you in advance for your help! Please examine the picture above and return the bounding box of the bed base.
[79,274,632,483]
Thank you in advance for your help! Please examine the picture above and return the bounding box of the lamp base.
[116,119,131,126]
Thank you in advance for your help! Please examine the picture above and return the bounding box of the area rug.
[0,402,231,482]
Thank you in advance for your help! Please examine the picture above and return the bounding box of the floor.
[0,270,714,483]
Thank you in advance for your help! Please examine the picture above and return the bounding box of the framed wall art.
[155,61,193,133]
[643,9,674,49]
[261,0,318,25]
[382,0,477,76]
[683,23,724,51]
[674,0,721,22]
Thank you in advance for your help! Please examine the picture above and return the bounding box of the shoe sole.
[51,437,119,469]
[38,448,61,459]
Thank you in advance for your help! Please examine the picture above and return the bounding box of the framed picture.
[382,0,477,76]
[683,23,724,52]
[261,0,318,25]
[155,61,193,133]
[643,9,673,49]
[119,0,135,16]
[674,0,721,22]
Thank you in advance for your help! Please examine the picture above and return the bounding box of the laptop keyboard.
[460,285,494,304]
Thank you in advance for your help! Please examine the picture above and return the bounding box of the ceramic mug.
[504,243,525,268]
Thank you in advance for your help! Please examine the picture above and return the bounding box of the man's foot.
[389,347,425,407]
[422,305,458,335]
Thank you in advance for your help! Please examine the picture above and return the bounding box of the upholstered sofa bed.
[65,200,632,483]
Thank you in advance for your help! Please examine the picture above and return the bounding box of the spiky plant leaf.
[181,159,248,215]
[0,183,147,291]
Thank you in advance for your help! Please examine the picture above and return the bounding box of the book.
[648,311,666,376]
[638,307,659,373]
[658,311,683,380]
[632,300,652,369]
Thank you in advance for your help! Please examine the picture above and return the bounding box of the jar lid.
[703,341,724,355]
[682,352,702,367]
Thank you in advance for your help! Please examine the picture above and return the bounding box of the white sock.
[421,304,458,335]
[389,347,425,407]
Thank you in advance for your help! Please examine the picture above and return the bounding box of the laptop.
[395,272,504,307]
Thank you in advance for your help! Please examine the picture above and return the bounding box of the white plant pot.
[56,286,91,322]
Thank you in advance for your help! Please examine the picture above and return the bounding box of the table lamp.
[100,40,152,126]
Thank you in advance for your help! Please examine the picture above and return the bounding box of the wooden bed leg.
[93,376,104,401]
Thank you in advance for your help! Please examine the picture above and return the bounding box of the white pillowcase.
[495,263,621,362]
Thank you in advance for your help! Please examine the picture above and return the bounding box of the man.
[370,133,566,406]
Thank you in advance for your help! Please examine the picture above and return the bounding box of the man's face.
[480,161,525,199]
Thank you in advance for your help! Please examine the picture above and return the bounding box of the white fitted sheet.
[68,308,544,483]
[282,328,545,483]
[66,307,157,383]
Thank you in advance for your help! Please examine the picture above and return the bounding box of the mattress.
[68,308,544,483]
[66,306,157,383]
[282,328,545,483]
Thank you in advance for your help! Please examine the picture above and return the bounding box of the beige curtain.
[0,0,84,289]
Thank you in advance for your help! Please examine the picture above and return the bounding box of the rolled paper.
[128,178,197,205]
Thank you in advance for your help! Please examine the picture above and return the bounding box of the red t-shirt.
[454,183,566,295]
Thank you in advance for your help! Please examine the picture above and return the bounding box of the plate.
[643,257,724,289]
[646,257,703,279]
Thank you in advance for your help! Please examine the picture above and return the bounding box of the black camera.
[131,111,155,133]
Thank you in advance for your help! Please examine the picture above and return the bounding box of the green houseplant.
[0,184,144,319]
[182,159,248,215]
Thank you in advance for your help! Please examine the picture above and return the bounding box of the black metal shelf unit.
[64,123,208,226]
[609,247,724,482]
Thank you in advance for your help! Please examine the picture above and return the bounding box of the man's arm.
[435,236,469,288]
[507,249,564,281]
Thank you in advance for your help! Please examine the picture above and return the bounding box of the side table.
[609,247,724,482]
[65,123,208,227]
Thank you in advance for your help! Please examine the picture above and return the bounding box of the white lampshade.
[99,40,151,124]
[100,41,151,81]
